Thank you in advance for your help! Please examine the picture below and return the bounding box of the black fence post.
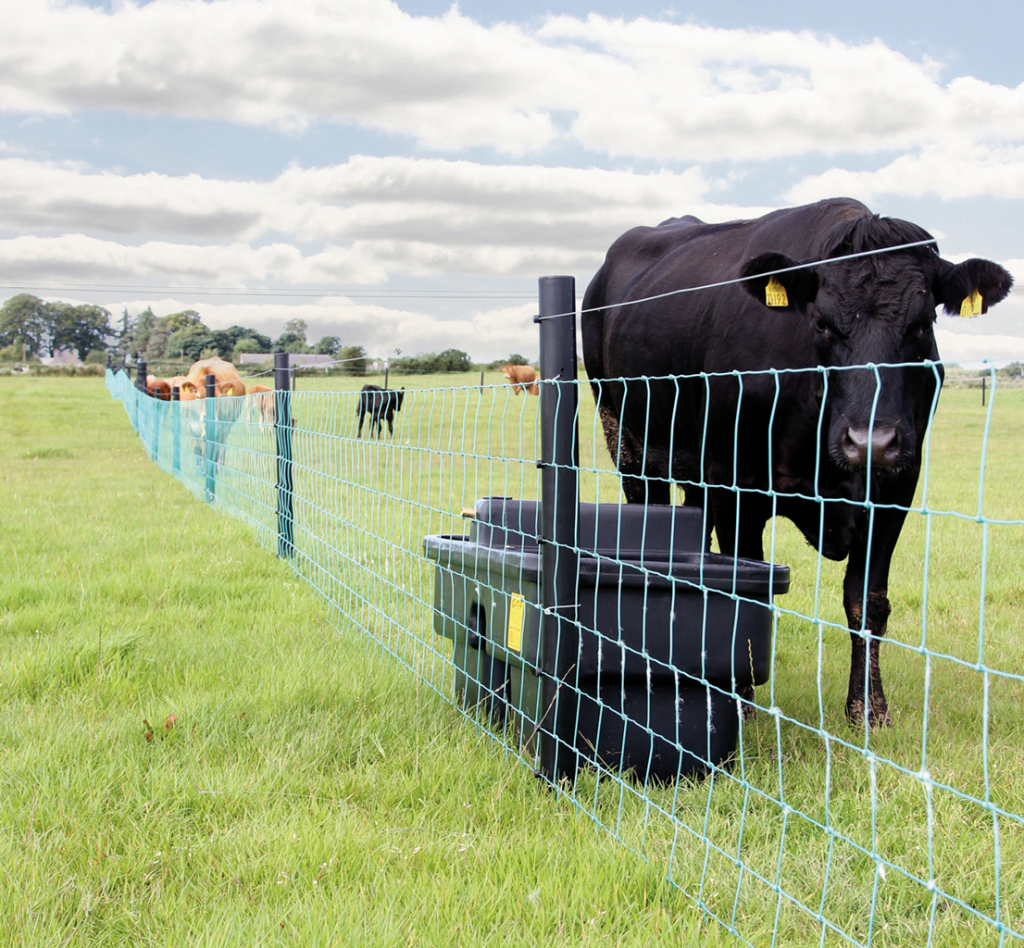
[204,373,216,502]
[137,360,148,394]
[534,275,580,785]
[171,385,181,477]
[275,352,295,558]
[982,376,987,406]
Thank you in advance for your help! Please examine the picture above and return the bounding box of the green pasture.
[2,373,1023,947]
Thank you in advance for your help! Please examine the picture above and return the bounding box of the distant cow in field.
[357,385,405,438]
[503,364,539,395]
[582,197,1013,727]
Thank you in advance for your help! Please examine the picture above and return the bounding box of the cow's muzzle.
[838,425,901,469]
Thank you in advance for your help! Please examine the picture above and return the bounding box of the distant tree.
[166,323,216,362]
[208,330,239,360]
[436,348,472,372]
[163,310,203,334]
[116,306,158,360]
[218,327,270,354]
[248,329,272,352]
[0,294,50,357]
[273,331,310,353]
[282,318,308,343]
[50,303,113,359]
[391,349,472,375]
[314,335,341,356]
[339,344,367,376]
[487,353,533,370]
[144,321,172,361]
[232,336,264,362]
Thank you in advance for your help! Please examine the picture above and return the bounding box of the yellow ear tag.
[960,288,983,318]
[765,275,789,307]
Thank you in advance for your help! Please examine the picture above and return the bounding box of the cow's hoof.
[846,698,891,729]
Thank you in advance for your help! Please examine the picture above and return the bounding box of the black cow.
[357,384,405,438]
[582,197,1012,726]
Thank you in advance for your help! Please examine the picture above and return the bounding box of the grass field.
[3,372,1023,947]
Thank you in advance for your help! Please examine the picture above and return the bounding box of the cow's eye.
[907,320,933,340]
[814,317,832,337]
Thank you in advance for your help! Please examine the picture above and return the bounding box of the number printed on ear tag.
[960,288,983,318]
[765,276,789,307]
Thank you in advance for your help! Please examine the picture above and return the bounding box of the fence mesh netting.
[108,366,1024,947]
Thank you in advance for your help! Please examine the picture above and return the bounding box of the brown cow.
[502,364,539,396]
[185,357,244,398]
[164,375,200,400]
[246,383,275,425]
[147,375,173,400]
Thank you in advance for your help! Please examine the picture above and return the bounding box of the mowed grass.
[3,372,1024,947]
[0,376,715,948]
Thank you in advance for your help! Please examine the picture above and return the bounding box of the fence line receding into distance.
[106,282,1024,948]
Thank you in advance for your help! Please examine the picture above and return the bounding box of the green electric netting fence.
[107,343,1024,948]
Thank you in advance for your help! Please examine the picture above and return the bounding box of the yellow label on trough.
[765,276,789,307]
[960,288,983,318]
[507,593,525,653]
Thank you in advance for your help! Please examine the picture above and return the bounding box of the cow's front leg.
[843,551,893,727]
[844,588,891,727]
[841,470,917,727]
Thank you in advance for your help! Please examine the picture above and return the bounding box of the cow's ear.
[933,258,1014,317]
[739,253,819,312]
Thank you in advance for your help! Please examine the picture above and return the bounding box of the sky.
[1,0,1023,363]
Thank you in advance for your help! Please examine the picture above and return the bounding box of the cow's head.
[396,387,405,412]
[740,216,1013,471]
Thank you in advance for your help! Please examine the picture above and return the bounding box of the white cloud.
[786,145,1024,204]
[0,155,725,242]
[0,233,389,284]
[3,0,1023,161]
[0,155,772,281]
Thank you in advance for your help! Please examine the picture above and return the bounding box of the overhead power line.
[0,280,536,300]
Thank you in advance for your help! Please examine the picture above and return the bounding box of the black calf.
[357,384,405,438]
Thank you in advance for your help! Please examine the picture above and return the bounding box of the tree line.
[119,309,366,370]
[0,295,368,371]
[0,293,536,375]
[0,294,112,362]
